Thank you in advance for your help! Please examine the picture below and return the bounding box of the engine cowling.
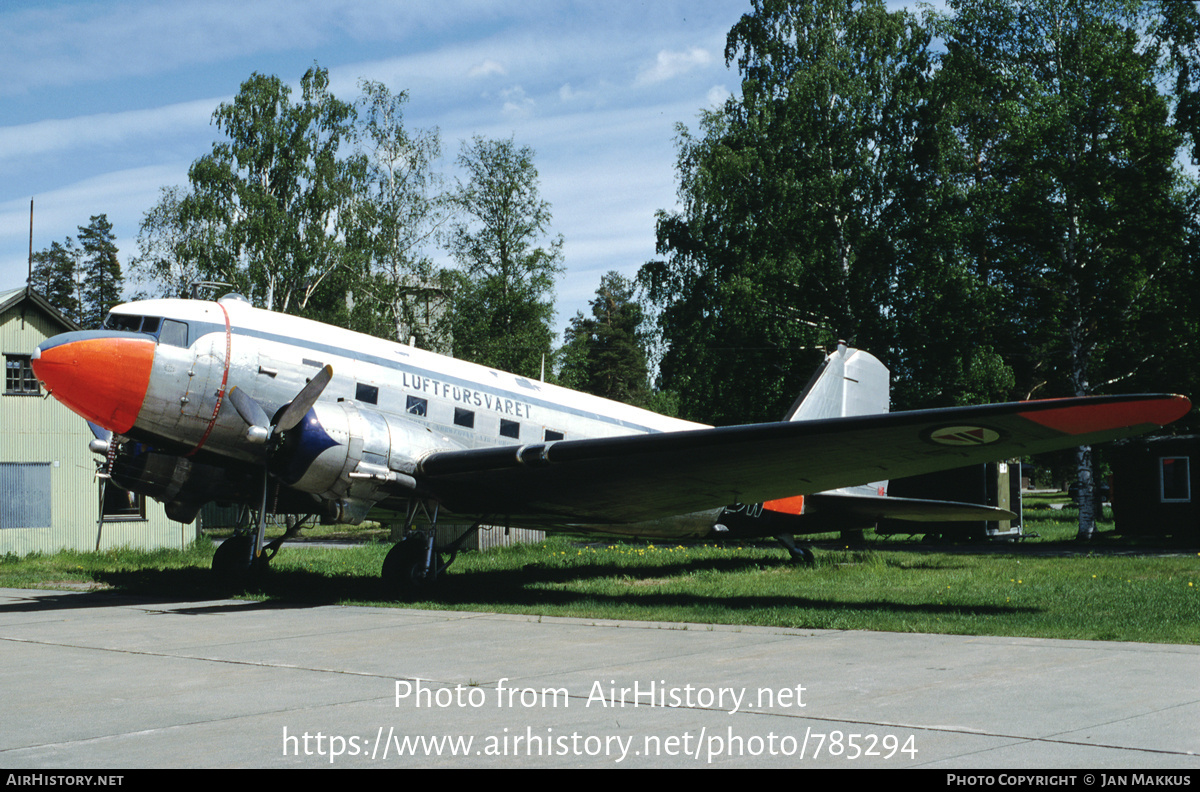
[270,400,451,507]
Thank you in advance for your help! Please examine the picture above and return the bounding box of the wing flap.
[415,394,1189,524]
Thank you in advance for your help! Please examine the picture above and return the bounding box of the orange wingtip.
[1019,395,1191,435]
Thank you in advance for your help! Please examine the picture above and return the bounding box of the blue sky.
[0,0,923,337]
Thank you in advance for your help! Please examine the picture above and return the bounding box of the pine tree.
[30,237,81,322]
[77,215,124,329]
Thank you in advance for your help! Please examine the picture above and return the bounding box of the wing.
[414,394,1189,524]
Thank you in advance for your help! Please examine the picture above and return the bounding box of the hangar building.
[1,286,192,555]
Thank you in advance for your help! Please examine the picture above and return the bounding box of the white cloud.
[636,47,714,86]
[469,59,508,78]
[706,85,731,107]
[0,99,217,161]
[0,0,485,97]
[500,86,535,117]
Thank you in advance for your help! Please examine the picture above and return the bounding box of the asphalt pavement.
[1,586,1197,769]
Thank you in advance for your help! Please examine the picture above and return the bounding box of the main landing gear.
[380,502,488,599]
[211,508,308,583]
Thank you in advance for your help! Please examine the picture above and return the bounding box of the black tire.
[381,536,441,599]
[212,535,265,583]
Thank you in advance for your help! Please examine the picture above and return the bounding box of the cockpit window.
[103,313,145,332]
[159,319,189,347]
[102,313,188,347]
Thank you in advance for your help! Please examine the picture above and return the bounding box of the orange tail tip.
[763,495,805,515]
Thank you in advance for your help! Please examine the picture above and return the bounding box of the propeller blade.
[86,421,112,441]
[228,385,270,430]
[276,364,333,431]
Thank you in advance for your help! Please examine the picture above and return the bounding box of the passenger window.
[500,419,520,439]
[545,429,564,441]
[407,396,427,417]
[356,383,379,405]
[454,408,475,428]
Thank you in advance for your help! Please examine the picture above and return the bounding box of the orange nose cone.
[32,332,155,435]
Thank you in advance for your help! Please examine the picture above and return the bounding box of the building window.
[102,484,146,521]
[454,408,475,428]
[500,419,520,439]
[5,355,39,395]
[0,463,51,528]
[1160,457,1191,502]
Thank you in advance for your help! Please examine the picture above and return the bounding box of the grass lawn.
[3,493,1197,644]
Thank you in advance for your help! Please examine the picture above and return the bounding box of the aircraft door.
[179,332,224,423]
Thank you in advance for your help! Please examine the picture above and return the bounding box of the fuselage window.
[545,429,564,441]
[407,396,427,417]
[356,383,379,405]
[158,319,189,347]
[500,419,520,439]
[454,408,475,429]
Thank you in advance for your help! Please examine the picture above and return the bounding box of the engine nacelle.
[108,445,260,524]
[270,400,448,505]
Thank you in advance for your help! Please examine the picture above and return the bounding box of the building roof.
[0,286,81,332]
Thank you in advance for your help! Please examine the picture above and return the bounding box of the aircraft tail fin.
[783,343,890,499]
[784,342,890,423]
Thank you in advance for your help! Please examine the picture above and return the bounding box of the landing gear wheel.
[775,534,815,565]
[212,534,267,584]
[382,536,443,599]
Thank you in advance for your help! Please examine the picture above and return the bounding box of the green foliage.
[29,238,80,323]
[933,0,1198,535]
[348,80,453,348]
[133,68,567,368]
[76,215,124,329]
[643,0,1199,431]
[32,215,126,327]
[448,136,564,376]
[558,272,653,406]
[129,186,210,300]
[162,64,365,322]
[642,0,940,424]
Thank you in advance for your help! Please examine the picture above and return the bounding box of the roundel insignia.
[928,425,1001,446]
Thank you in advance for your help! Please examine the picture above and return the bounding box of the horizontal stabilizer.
[803,492,1017,522]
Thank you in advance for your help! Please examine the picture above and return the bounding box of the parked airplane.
[30,294,1190,594]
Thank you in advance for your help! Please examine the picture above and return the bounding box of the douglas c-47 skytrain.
[30,294,1191,594]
